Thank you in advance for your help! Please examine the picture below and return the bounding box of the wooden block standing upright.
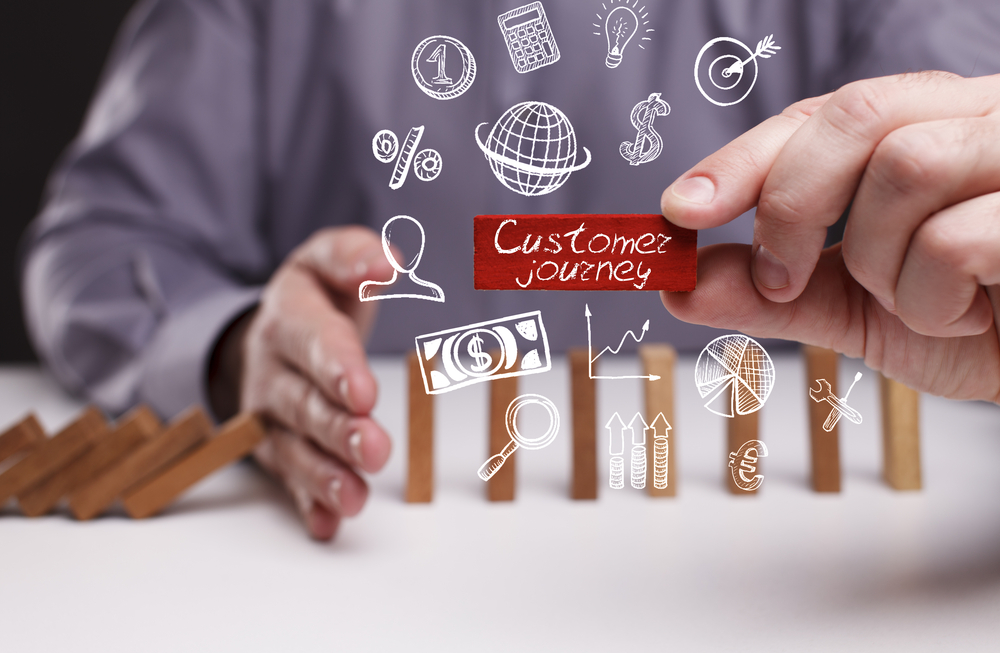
[727,411,760,494]
[881,374,921,490]
[406,351,434,503]
[0,415,45,465]
[569,349,597,500]
[69,407,211,520]
[18,406,162,517]
[640,344,676,497]
[488,372,519,501]
[803,346,842,493]
[123,413,265,519]
[0,407,108,506]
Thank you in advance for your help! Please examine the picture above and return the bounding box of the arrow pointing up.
[627,412,649,445]
[649,412,672,438]
[605,411,626,455]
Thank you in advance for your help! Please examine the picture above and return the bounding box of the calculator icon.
[497,2,561,74]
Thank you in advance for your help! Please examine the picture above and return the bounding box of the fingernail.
[754,245,790,290]
[327,477,343,510]
[348,431,364,466]
[671,176,715,205]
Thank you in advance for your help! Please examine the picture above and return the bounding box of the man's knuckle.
[756,187,803,227]
[914,217,975,273]
[825,80,891,142]
[870,127,943,195]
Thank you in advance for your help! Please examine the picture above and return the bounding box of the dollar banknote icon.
[415,311,551,394]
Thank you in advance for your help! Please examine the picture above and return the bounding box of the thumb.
[660,95,827,232]
[293,225,395,295]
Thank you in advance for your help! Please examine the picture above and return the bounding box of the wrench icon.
[809,373,864,432]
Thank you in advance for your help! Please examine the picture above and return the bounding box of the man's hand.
[211,226,395,539]
[659,71,1000,403]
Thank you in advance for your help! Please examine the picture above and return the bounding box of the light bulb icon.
[594,1,654,69]
[604,6,637,68]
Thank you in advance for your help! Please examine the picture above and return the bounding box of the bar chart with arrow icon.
[606,411,667,490]
[627,413,648,489]
[607,412,626,489]
[649,412,671,490]
[586,305,660,381]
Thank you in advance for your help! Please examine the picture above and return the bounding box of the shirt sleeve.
[21,0,271,420]
[835,0,1000,84]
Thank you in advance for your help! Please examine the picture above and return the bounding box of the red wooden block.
[474,214,697,292]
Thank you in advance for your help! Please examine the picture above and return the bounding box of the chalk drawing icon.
[497,2,561,74]
[415,311,551,395]
[478,394,560,481]
[411,35,477,100]
[607,412,626,489]
[594,0,654,69]
[628,413,648,489]
[372,126,442,189]
[695,34,780,107]
[695,335,775,417]
[621,92,669,166]
[586,305,660,381]
[475,101,591,197]
[650,412,671,489]
[605,411,650,489]
[359,215,444,303]
[729,440,768,491]
[810,372,864,432]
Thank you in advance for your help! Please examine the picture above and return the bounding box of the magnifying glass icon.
[478,394,560,481]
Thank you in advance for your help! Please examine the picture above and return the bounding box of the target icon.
[694,34,781,107]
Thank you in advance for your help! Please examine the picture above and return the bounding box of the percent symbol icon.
[372,126,443,189]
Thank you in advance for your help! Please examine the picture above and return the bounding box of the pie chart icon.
[696,335,775,418]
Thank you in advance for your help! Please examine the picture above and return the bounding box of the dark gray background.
[1,0,136,362]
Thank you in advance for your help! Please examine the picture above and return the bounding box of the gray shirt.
[22,0,1000,418]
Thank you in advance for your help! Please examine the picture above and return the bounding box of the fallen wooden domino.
[69,407,212,520]
[406,351,434,503]
[0,414,45,467]
[640,344,676,497]
[487,369,519,502]
[0,403,270,520]
[122,413,265,519]
[803,345,841,493]
[569,348,597,500]
[18,406,161,517]
[0,407,108,507]
[880,374,921,491]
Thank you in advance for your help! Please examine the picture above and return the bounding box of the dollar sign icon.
[620,92,670,166]
[468,334,493,373]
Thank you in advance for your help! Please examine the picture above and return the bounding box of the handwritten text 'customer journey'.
[473,214,697,291]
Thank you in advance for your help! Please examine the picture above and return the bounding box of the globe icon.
[475,101,592,197]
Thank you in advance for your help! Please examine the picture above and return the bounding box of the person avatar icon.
[359,214,445,302]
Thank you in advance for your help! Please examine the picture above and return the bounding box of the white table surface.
[1,354,999,652]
